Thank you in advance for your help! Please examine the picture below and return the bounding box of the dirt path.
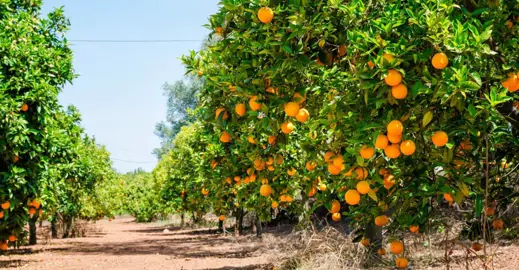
[0,217,272,270]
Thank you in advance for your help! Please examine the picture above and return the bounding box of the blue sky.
[41,1,219,173]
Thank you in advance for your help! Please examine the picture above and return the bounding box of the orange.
[383,53,394,62]
[377,248,386,255]
[8,235,16,242]
[250,174,257,182]
[328,163,342,175]
[29,207,36,215]
[247,135,256,144]
[374,215,389,227]
[375,134,389,149]
[395,257,409,269]
[0,211,3,219]
[390,240,404,255]
[258,7,274,23]
[367,60,375,69]
[228,85,236,92]
[359,145,375,159]
[249,96,261,111]
[338,45,347,57]
[234,176,241,182]
[13,155,19,163]
[472,242,483,251]
[235,103,246,116]
[502,73,519,92]
[360,238,370,247]
[0,242,7,251]
[431,52,449,69]
[220,131,231,143]
[505,20,514,28]
[319,183,327,191]
[265,87,277,94]
[387,132,402,144]
[1,201,10,210]
[485,207,495,216]
[493,218,504,230]
[355,167,368,180]
[215,107,228,120]
[271,201,279,208]
[293,92,306,104]
[459,139,472,150]
[400,140,416,156]
[287,168,297,176]
[330,200,341,213]
[305,161,317,171]
[266,157,274,165]
[324,151,335,162]
[215,27,223,36]
[225,177,232,184]
[281,122,295,134]
[356,181,370,194]
[332,155,344,167]
[432,131,448,147]
[387,120,404,135]
[384,69,402,86]
[409,225,419,233]
[379,168,389,175]
[267,165,275,171]
[345,190,361,205]
[331,212,341,222]
[31,200,41,209]
[296,108,309,122]
[444,193,453,202]
[392,84,408,99]
[308,186,318,197]
[384,144,401,159]
[268,135,276,145]
[285,195,293,203]
[260,184,273,197]
[219,215,226,221]
[276,155,283,165]
[284,102,300,117]
[21,103,29,112]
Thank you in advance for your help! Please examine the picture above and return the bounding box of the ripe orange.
[219,215,226,221]
[384,144,401,159]
[215,27,223,36]
[260,184,273,197]
[385,69,402,86]
[305,161,317,171]
[377,248,386,255]
[332,212,341,222]
[0,242,7,251]
[502,73,519,92]
[266,87,278,94]
[387,120,404,135]
[359,145,375,159]
[332,155,344,167]
[330,200,340,213]
[258,7,274,23]
[0,211,3,219]
[215,107,228,120]
[493,218,504,230]
[459,139,473,150]
[375,134,389,149]
[268,135,276,145]
[328,163,342,175]
[285,102,300,117]
[505,20,514,28]
[432,52,449,69]
[1,201,10,210]
[21,103,29,112]
[383,53,394,62]
[225,177,232,184]
[319,183,327,191]
[360,238,370,247]
[367,60,375,69]
[271,201,279,208]
[29,207,36,215]
[228,85,236,92]
[281,122,295,134]
[31,200,41,209]
[247,135,256,144]
[293,92,306,104]
[235,103,246,116]
[472,242,482,251]
[379,168,389,175]
[324,151,335,162]
[395,257,409,269]
[13,155,19,163]
[296,108,310,122]
[409,225,419,233]
[387,132,402,144]
[392,84,408,99]
[374,215,389,227]
[308,186,318,197]
[220,131,231,143]
[356,181,370,194]
[485,207,495,216]
[8,235,16,242]
[345,189,361,205]
[390,240,404,255]
[266,157,274,165]
[276,155,284,165]
[249,96,261,111]
[338,45,347,57]
[234,176,241,182]
[287,168,297,176]
[444,193,453,202]
[285,195,293,203]
[432,131,448,147]
[355,167,368,180]
[400,140,416,156]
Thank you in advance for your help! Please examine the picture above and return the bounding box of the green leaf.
[422,111,433,128]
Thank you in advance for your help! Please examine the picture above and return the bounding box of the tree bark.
[218,220,224,233]
[255,215,262,237]
[51,216,58,238]
[238,208,244,235]
[63,216,73,239]
[180,213,185,227]
[29,214,38,245]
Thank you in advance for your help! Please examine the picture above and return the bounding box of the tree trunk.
[238,208,244,235]
[218,220,224,233]
[255,214,262,237]
[39,219,43,228]
[63,216,73,239]
[29,214,38,245]
[51,216,58,238]
[180,213,185,227]
[191,212,197,223]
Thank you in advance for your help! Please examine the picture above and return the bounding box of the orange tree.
[0,0,75,248]
[181,0,519,267]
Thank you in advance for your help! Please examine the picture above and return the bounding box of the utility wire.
[69,39,203,43]
[111,158,157,164]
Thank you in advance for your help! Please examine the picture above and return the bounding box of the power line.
[69,39,203,43]
[111,158,157,164]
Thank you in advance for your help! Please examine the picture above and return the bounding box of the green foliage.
[121,169,167,222]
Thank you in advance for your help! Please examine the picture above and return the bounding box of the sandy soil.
[0,217,272,270]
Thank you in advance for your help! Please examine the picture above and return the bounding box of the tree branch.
[495,101,519,130]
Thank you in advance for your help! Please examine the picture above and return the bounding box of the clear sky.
[41,1,219,173]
